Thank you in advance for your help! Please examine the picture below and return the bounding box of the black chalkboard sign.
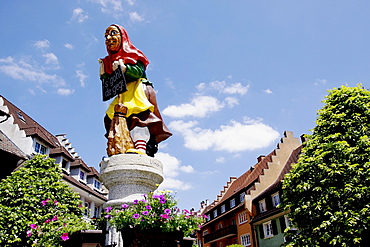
[101,65,127,101]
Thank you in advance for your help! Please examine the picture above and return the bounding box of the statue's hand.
[98,59,105,77]
[112,59,127,73]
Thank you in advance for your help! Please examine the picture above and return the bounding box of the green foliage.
[102,191,205,237]
[282,85,370,246]
[0,155,94,246]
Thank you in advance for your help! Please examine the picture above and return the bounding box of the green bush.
[0,155,94,246]
[282,85,370,246]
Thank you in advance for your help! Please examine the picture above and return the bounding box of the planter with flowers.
[102,191,205,247]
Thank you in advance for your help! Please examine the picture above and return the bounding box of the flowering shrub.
[102,191,205,237]
[26,198,93,246]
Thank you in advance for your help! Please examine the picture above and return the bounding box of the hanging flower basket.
[120,227,184,247]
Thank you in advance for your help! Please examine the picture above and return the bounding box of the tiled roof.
[0,130,28,159]
[70,158,91,172]
[62,174,107,202]
[1,96,59,148]
[87,167,100,178]
[252,145,302,203]
[203,150,275,214]
[49,146,75,161]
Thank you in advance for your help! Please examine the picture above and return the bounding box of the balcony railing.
[204,225,237,243]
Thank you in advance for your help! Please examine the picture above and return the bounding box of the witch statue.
[99,24,172,157]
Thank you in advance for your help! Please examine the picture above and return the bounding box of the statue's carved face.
[105,26,121,53]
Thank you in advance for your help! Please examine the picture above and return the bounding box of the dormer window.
[17,111,26,122]
[240,192,246,202]
[220,204,225,213]
[230,198,236,208]
[79,170,86,181]
[272,192,281,207]
[61,159,70,172]
[259,199,267,213]
[213,209,218,218]
[34,141,47,154]
[94,180,101,190]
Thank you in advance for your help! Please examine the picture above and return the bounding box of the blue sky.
[1,0,369,210]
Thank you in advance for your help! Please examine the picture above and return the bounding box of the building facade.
[0,95,108,219]
[198,131,301,247]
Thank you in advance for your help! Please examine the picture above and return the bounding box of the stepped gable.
[202,150,275,214]
[253,145,302,204]
[0,130,28,160]
[1,96,59,148]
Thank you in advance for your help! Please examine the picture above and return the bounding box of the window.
[272,192,280,207]
[213,210,218,218]
[94,180,101,190]
[238,211,248,224]
[79,170,85,181]
[93,206,100,218]
[259,199,267,213]
[84,201,90,217]
[62,159,69,171]
[284,215,297,230]
[217,222,223,229]
[263,221,274,238]
[230,198,236,208]
[34,142,47,154]
[203,230,209,236]
[231,218,236,225]
[240,192,246,202]
[240,233,251,246]
[221,204,226,213]
[206,214,210,222]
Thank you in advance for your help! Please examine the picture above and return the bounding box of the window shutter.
[280,217,287,232]
[272,220,278,235]
[259,225,265,239]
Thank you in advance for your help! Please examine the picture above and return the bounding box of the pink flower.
[52,215,58,221]
[60,233,69,241]
[45,219,51,223]
[164,209,171,214]
[132,214,140,219]
[105,207,112,212]
[160,214,169,219]
[133,200,139,204]
[26,230,32,237]
[145,205,152,210]
[121,204,129,209]
[142,211,149,215]
[160,199,166,204]
[41,199,50,206]
[30,224,38,229]
[104,215,111,218]
[54,200,58,205]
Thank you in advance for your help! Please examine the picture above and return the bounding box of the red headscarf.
[102,24,149,74]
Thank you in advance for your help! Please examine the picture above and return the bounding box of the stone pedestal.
[100,153,164,208]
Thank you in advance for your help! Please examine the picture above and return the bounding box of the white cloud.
[158,177,192,191]
[34,39,50,50]
[57,88,75,96]
[155,152,194,191]
[43,53,58,65]
[76,70,87,87]
[129,11,145,22]
[91,0,123,16]
[163,95,221,118]
[64,43,74,50]
[126,0,135,5]
[314,79,327,85]
[215,157,225,163]
[71,8,88,23]
[224,97,239,108]
[263,88,273,94]
[0,56,65,87]
[168,119,280,153]
[198,80,250,95]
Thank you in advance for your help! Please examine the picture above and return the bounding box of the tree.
[0,155,94,246]
[282,85,370,246]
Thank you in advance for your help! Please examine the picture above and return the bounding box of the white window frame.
[34,141,48,155]
[238,211,248,224]
[230,198,236,208]
[220,204,226,213]
[240,233,251,246]
[61,159,70,173]
[94,179,101,190]
[259,199,267,213]
[240,192,246,202]
[284,215,297,230]
[263,221,274,238]
[79,170,86,183]
[272,192,281,207]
